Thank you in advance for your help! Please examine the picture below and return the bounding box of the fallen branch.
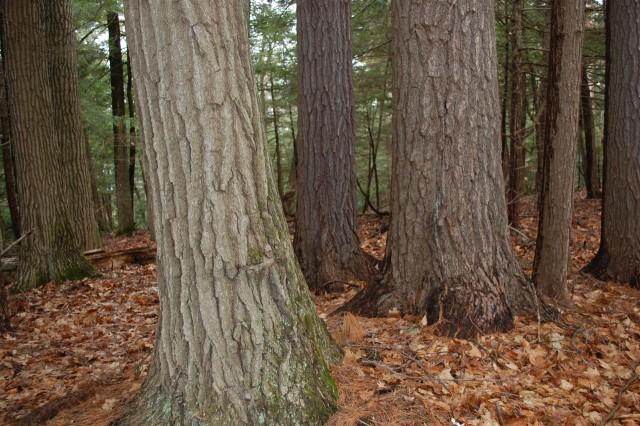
[600,364,639,426]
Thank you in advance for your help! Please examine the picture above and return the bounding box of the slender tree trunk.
[0,63,19,237]
[127,50,137,202]
[533,0,584,301]
[585,0,640,285]
[108,12,134,234]
[2,0,93,291]
[507,0,526,227]
[535,0,552,195]
[581,64,600,198]
[295,0,374,290]
[268,72,283,197]
[344,0,547,338]
[0,225,8,331]
[44,0,100,250]
[118,2,339,424]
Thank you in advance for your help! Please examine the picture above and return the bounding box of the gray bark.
[118,1,339,424]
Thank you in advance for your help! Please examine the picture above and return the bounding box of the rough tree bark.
[581,64,600,199]
[0,62,19,237]
[117,1,340,424]
[507,0,527,227]
[584,0,640,285]
[343,0,544,338]
[295,0,374,290]
[44,0,101,250]
[533,0,584,301]
[108,11,134,234]
[500,0,511,181]
[2,0,93,291]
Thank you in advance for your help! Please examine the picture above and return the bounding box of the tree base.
[340,267,558,338]
[583,248,640,288]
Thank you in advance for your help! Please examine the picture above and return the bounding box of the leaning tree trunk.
[585,0,640,285]
[344,0,544,338]
[43,0,101,250]
[118,1,339,424]
[126,50,136,202]
[507,0,527,227]
[533,0,584,301]
[108,12,134,234]
[2,0,93,291]
[295,0,374,290]
[581,64,600,199]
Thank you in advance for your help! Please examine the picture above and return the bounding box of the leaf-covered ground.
[1,196,639,425]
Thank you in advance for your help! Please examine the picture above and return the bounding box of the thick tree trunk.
[585,0,640,285]
[44,0,101,250]
[533,0,584,301]
[108,12,134,234]
[581,65,600,199]
[0,63,19,237]
[295,0,373,290]
[118,1,339,424]
[507,0,526,227]
[2,0,93,291]
[344,0,545,338]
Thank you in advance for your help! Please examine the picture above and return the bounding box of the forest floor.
[1,194,640,425]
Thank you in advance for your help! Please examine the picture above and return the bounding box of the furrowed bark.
[118,1,340,424]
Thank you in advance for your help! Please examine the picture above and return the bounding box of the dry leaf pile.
[1,195,639,425]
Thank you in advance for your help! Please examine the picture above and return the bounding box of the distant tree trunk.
[0,63,19,237]
[581,64,600,198]
[44,0,100,250]
[118,1,339,423]
[507,0,526,227]
[295,0,373,290]
[585,0,640,285]
[3,0,93,291]
[126,50,136,202]
[344,0,546,338]
[108,12,134,234]
[535,0,552,195]
[268,72,283,197]
[533,0,584,301]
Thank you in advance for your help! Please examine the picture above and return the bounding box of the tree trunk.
[127,50,137,203]
[2,0,93,291]
[268,72,283,197]
[581,64,600,199]
[0,62,19,237]
[533,0,584,301]
[507,0,526,227]
[295,0,373,290]
[43,0,101,250]
[501,0,511,182]
[108,12,134,234]
[535,0,551,195]
[118,1,339,424]
[343,0,545,338]
[584,0,640,285]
